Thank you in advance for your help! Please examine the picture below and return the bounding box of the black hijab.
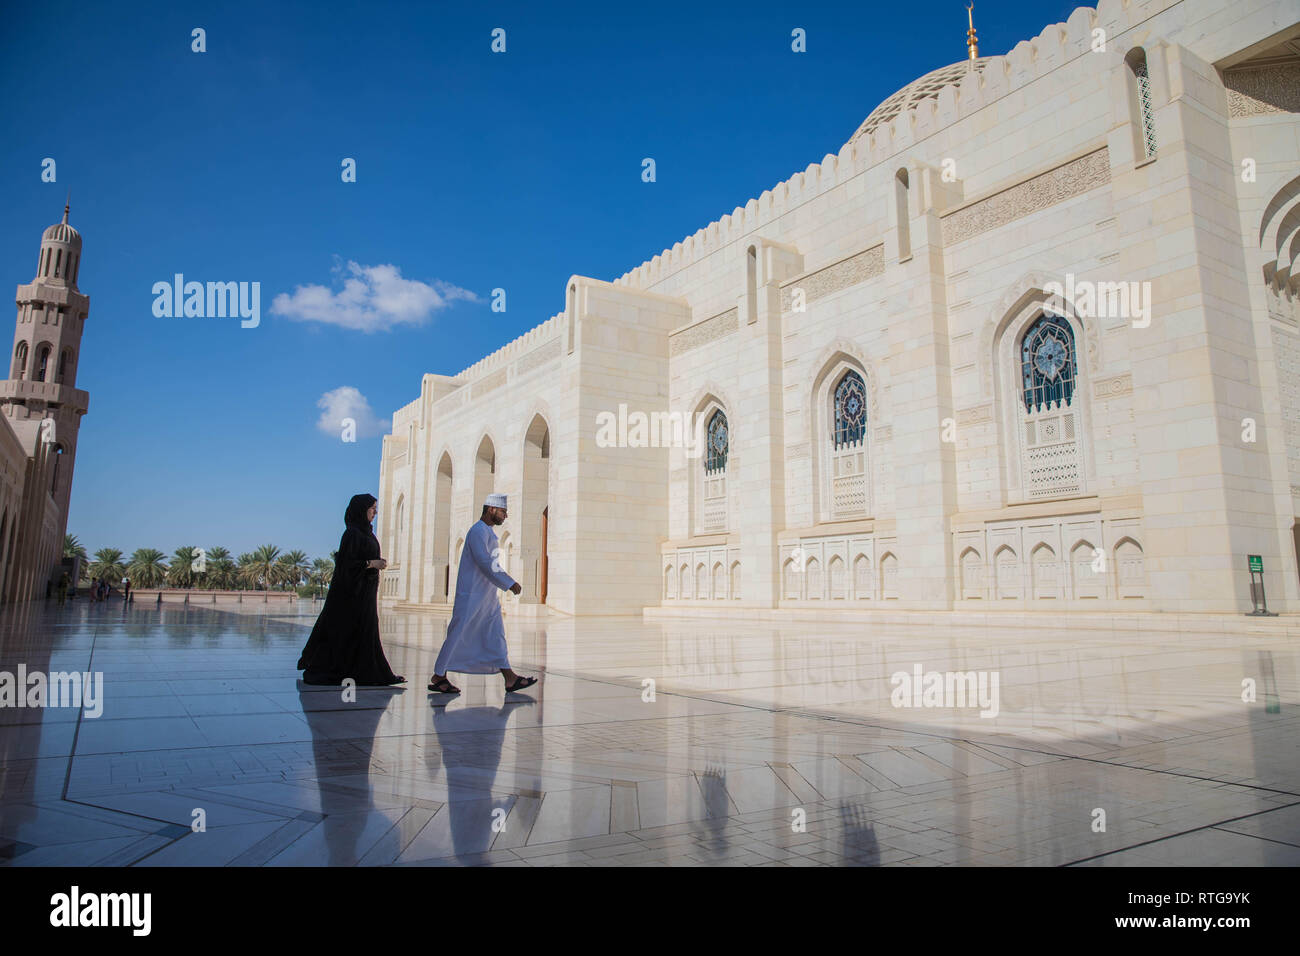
[344,493,378,536]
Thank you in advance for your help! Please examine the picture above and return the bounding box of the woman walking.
[297,493,405,686]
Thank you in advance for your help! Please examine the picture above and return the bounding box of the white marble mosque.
[377,0,1300,618]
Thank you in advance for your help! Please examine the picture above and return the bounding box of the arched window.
[834,371,867,446]
[895,168,911,260]
[828,368,868,518]
[50,444,64,495]
[698,407,729,533]
[1020,314,1076,412]
[745,245,758,325]
[393,496,405,566]
[36,346,50,382]
[705,410,728,473]
[57,348,72,384]
[1017,313,1084,498]
[12,343,27,378]
[1126,48,1157,160]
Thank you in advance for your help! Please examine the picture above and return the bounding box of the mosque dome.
[849,57,991,143]
[42,214,81,249]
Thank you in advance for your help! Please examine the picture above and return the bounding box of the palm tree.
[273,554,294,590]
[244,544,281,591]
[87,548,126,584]
[282,550,310,591]
[167,546,201,588]
[128,548,169,588]
[64,534,87,561]
[310,557,334,598]
[235,552,256,590]
[205,547,235,589]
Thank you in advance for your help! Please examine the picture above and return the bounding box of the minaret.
[1,203,92,568]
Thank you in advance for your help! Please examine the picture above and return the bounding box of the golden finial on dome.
[966,2,979,61]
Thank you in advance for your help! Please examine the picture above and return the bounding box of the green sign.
[1248,554,1263,572]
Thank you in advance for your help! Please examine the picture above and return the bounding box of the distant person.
[297,493,406,686]
[56,573,69,605]
[122,577,131,603]
[428,494,537,696]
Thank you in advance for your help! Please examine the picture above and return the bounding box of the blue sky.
[0,0,1073,561]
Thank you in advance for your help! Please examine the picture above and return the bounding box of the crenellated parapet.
[451,311,567,385]
[610,1,1175,293]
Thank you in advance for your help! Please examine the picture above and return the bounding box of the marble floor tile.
[1,601,1297,866]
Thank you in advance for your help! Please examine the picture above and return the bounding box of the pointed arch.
[990,283,1096,503]
[688,388,732,535]
[1030,542,1059,599]
[828,554,846,599]
[472,433,497,517]
[994,545,1021,600]
[1070,538,1103,599]
[852,552,872,599]
[428,449,453,600]
[879,552,899,600]
[960,546,984,599]
[980,274,1100,400]
[782,556,800,600]
[1114,536,1145,598]
[521,412,551,603]
[805,556,822,599]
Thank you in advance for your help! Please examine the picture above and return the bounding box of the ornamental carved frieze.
[779,245,885,313]
[670,307,738,357]
[1225,63,1300,117]
[941,148,1111,246]
[516,337,561,374]
[470,367,508,399]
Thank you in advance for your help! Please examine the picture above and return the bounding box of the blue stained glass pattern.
[834,370,867,448]
[1021,314,1076,413]
[706,409,728,473]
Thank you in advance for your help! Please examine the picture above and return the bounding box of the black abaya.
[296,495,401,685]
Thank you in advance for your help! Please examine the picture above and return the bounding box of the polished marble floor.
[1,598,1298,866]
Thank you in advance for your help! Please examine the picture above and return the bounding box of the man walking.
[429,493,538,695]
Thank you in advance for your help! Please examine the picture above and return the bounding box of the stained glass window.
[833,370,867,448]
[1021,314,1076,413]
[705,409,728,473]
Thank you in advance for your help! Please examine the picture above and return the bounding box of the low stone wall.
[129,589,301,605]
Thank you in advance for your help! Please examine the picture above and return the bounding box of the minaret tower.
[1,202,91,567]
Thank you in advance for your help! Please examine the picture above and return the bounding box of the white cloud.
[316,386,390,439]
[272,259,478,332]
